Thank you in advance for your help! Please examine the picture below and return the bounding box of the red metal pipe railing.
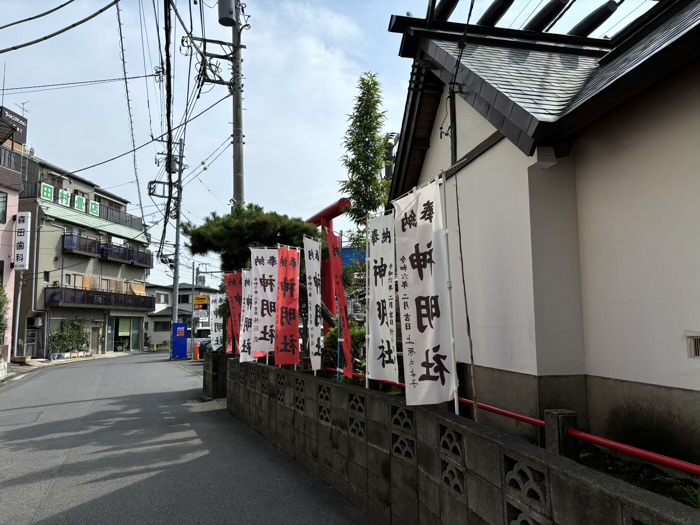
[568,429,700,477]
[324,367,545,427]
[321,367,700,476]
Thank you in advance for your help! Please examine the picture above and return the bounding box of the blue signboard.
[341,245,365,269]
[171,323,188,359]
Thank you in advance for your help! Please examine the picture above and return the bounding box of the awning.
[130,282,146,296]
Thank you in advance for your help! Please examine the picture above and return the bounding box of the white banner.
[394,180,455,406]
[250,248,278,356]
[210,293,226,349]
[303,237,323,371]
[13,212,31,271]
[239,270,254,362]
[366,212,399,383]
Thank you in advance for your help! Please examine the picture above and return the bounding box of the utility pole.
[169,138,185,357]
[12,273,23,360]
[231,1,244,211]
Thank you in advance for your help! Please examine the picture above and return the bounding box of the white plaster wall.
[575,65,700,390]
[420,88,498,183]
[0,189,19,350]
[441,139,538,374]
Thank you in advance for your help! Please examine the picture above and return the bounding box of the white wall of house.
[573,65,700,391]
[421,87,498,179]
[420,110,539,373]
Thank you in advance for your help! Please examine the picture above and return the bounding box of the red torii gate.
[306,198,351,328]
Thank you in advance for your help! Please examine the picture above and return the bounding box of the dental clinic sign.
[13,212,31,271]
[39,182,99,216]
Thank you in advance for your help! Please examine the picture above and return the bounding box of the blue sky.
[0,0,652,285]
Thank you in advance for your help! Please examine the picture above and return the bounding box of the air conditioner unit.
[52,280,60,286]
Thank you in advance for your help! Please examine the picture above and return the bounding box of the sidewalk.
[2,350,153,382]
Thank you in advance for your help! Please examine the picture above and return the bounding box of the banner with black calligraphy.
[250,248,279,356]
[239,270,254,362]
[326,230,353,379]
[274,247,301,365]
[303,236,323,371]
[394,181,455,405]
[224,272,242,352]
[367,212,399,383]
[210,293,226,349]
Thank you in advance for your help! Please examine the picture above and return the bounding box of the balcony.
[62,234,154,268]
[62,233,100,257]
[0,147,18,172]
[101,243,154,268]
[45,286,156,311]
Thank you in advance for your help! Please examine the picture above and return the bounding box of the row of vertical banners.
[220,177,455,405]
[222,240,340,371]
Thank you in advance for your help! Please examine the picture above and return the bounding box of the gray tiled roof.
[436,40,599,122]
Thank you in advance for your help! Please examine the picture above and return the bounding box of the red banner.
[226,317,233,353]
[224,272,242,354]
[326,230,353,379]
[274,247,301,366]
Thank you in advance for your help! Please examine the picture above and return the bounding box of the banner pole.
[365,214,370,390]
[439,177,461,417]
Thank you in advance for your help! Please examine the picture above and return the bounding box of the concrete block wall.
[228,361,699,525]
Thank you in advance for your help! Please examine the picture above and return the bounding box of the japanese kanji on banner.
[393,180,456,405]
[227,317,233,353]
[239,270,254,362]
[326,230,353,379]
[210,293,226,349]
[250,248,278,356]
[303,236,323,371]
[224,272,242,352]
[367,212,399,383]
[275,247,301,365]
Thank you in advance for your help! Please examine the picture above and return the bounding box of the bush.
[0,285,9,335]
[323,321,366,374]
[48,320,90,353]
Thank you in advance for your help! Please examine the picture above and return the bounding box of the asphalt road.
[0,353,374,525]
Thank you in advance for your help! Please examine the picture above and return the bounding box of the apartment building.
[7,142,155,357]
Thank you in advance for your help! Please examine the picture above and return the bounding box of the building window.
[178,294,190,303]
[153,321,171,332]
[0,191,7,223]
[44,271,50,283]
[156,292,169,304]
[144,322,149,331]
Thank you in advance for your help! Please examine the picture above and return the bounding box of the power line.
[0,1,120,55]
[115,3,147,231]
[69,93,230,175]
[161,0,175,257]
[3,73,157,94]
[519,0,546,29]
[0,0,75,31]
[545,0,576,32]
[137,0,157,139]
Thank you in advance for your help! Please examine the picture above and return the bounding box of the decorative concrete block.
[501,450,552,518]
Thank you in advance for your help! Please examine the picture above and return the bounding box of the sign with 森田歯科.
[13,212,31,271]
[366,212,398,384]
[303,236,323,371]
[250,248,278,357]
[393,179,455,406]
